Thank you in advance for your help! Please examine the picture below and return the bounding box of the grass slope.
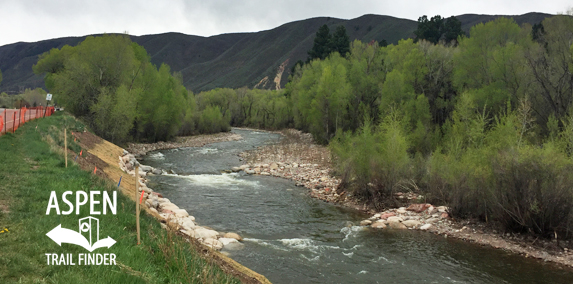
[0,13,552,94]
[0,113,240,283]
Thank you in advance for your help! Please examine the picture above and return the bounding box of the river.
[141,128,573,283]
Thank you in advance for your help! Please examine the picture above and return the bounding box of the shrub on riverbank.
[331,95,573,238]
[331,114,411,209]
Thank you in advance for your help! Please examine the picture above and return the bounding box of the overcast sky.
[0,0,570,46]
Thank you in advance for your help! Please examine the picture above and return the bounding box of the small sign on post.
[46,93,53,101]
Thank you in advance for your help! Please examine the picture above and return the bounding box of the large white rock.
[388,221,408,230]
[202,238,223,250]
[191,227,219,240]
[387,216,404,223]
[177,217,195,231]
[360,220,373,226]
[219,238,239,246]
[371,221,387,229]
[148,207,158,215]
[160,203,180,212]
[140,165,153,172]
[420,224,433,230]
[173,208,189,218]
[223,232,242,241]
[145,198,159,209]
[425,217,439,224]
[402,220,422,228]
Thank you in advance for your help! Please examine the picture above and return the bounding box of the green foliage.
[331,113,411,208]
[33,35,187,143]
[443,16,464,44]
[0,88,48,108]
[26,15,573,239]
[296,15,573,238]
[331,25,350,56]
[454,17,530,115]
[198,105,229,134]
[415,15,444,44]
[524,15,573,123]
[308,24,333,61]
[531,22,545,42]
[307,24,351,62]
[414,15,464,45]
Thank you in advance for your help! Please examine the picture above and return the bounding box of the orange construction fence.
[0,106,55,136]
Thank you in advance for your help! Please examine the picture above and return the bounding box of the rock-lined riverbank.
[237,128,573,268]
[118,151,244,251]
[126,132,242,156]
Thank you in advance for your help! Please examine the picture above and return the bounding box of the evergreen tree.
[443,16,464,44]
[307,24,332,61]
[415,15,463,45]
[532,22,545,42]
[331,25,350,56]
[414,15,444,44]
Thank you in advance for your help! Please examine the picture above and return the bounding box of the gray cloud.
[0,0,570,46]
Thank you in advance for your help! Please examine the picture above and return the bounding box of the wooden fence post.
[135,165,141,245]
[64,129,68,168]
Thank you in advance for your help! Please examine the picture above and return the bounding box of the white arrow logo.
[46,224,116,252]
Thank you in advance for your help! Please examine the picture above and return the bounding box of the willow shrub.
[425,106,573,238]
[331,114,411,208]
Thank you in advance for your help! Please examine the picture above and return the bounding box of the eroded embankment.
[72,130,271,284]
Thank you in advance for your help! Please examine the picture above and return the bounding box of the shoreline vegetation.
[238,129,573,268]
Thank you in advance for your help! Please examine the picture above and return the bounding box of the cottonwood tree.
[524,15,573,123]
[453,18,531,114]
[34,35,186,143]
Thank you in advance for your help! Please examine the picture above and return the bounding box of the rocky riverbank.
[126,131,242,156]
[118,151,245,251]
[237,128,573,268]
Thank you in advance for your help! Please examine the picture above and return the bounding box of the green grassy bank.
[0,112,240,283]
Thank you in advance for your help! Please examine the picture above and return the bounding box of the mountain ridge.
[0,12,552,94]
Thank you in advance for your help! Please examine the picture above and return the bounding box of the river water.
[141,129,573,284]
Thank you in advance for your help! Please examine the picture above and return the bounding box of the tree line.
[33,14,573,238]
[288,15,573,239]
[194,15,573,238]
[32,35,290,143]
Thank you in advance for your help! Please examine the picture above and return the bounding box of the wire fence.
[0,106,55,136]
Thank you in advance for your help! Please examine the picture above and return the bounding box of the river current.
[141,129,573,284]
